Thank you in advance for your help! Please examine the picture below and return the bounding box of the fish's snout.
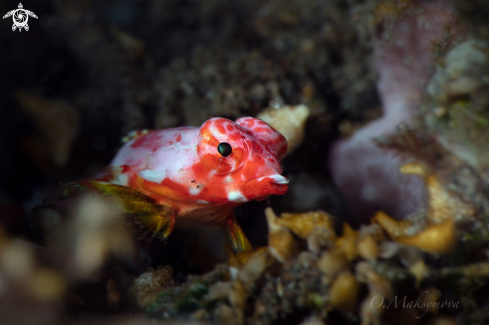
[253,174,289,185]
[242,173,289,200]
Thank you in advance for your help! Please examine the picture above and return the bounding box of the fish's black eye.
[217,142,232,157]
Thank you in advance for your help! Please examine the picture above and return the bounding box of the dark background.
[0,0,380,265]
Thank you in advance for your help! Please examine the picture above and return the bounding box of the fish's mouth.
[242,174,289,200]
[255,174,289,185]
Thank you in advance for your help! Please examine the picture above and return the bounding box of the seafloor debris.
[265,207,298,263]
[372,162,475,255]
[131,266,174,309]
[109,26,146,61]
[0,227,67,324]
[257,104,310,154]
[425,39,489,173]
[15,91,80,167]
[127,158,489,324]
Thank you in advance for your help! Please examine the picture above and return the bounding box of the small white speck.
[115,173,129,186]
[227,190,247,202]
[189,186,202,196]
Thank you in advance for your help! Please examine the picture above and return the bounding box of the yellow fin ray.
[61,181,175,241]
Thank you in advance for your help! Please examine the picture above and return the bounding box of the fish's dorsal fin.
[236,117,287,161]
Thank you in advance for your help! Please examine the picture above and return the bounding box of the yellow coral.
[257,105,310,154]
[409,260,430,288]
[265,208,298,262]
[275,211,336,248]
[374,211,458,254]
[396,219,458,254]
[317,249,350,278]
[372,211,415,238]
[329,271,360,312]
[335,223,359,261]
[400,162,474,223]
[357,233,379,260]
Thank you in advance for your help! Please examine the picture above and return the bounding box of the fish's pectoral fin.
[227,212,253,254]
[60,181,176,242]
[128,199,175,242]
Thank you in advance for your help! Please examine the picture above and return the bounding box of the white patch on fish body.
[189,186,202,196]
[138,169,167,184]
[115,173,129,186]
[227,190,247,202]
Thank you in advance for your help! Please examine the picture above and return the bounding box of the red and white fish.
[65,117,288,252]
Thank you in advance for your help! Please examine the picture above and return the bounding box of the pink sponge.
[329,1,455,225]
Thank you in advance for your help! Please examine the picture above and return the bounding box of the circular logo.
[13,10,28,27]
